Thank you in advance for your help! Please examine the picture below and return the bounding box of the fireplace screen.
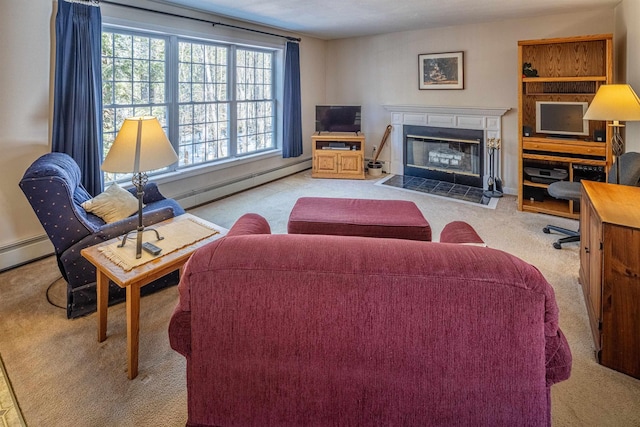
[408,135,480,173]
[403,125,484,187]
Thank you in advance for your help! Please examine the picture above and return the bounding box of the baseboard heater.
[174,159,311,209]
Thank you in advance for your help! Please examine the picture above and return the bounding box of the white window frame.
[101,17,284,184]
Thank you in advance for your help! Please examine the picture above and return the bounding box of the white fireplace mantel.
[382,105,511,183]
[383,105,510,117]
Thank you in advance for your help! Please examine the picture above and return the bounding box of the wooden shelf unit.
[312,133,365,179]
[517,34,613,218]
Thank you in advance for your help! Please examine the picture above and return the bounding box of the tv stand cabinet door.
[338,152,364,176]
[313,151,339,176]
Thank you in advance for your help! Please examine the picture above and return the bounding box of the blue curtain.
[282,41,303,158]
[52,0,104,196]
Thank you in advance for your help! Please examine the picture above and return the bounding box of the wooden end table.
[81,213,227,379]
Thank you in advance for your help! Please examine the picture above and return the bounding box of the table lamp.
[102,116,178,258]
[583,84,640,184]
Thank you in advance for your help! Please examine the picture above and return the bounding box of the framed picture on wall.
[419,51,464,90]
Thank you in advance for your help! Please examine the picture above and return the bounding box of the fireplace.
[383,105,510,191]
[404,125,483,188]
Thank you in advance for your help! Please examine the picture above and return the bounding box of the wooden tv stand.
[312,133,365,179]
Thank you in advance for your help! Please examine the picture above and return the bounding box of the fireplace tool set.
[484,137,503,198]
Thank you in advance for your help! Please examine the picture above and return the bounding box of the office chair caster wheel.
[543,227,551,234]
[553,242,562,250]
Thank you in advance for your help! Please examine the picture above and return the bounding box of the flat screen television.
[536,101,589,137]
[315,105,361,133]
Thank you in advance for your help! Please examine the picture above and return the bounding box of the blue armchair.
[19,152,186,318]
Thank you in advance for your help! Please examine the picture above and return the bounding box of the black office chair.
[543,151,640,249]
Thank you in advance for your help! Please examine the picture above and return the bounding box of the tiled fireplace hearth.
[383,105,510,190]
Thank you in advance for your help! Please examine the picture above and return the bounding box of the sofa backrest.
[173,229,570,426]
[19,152,103,255]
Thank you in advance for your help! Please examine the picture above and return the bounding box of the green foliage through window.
[101,27,278,183]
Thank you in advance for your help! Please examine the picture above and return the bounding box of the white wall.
[0,0,326,270]
[324,9,616,194]
[0,0,56,268]
[615,0,640,152]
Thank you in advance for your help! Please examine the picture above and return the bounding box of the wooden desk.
[81,213,227,379]
[579,181,640,379]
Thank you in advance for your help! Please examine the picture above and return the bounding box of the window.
[101,26,278,182]
[178,40,229,166]
[236,49,274,155]
[102,31,169,182]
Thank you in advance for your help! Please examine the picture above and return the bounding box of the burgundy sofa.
[169,213,571,426]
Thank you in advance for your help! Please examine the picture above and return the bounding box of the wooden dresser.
[579,180,640,379]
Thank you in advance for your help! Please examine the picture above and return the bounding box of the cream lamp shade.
[583,84,640,123]
[583,84,640,184]
[102,116,178,173]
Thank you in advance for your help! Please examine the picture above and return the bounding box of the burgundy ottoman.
[287,197,431,241]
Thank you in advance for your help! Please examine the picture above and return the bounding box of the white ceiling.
[152,0,620,40]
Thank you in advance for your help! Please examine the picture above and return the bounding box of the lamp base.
[117,172,163,258]
[118,227,164,259]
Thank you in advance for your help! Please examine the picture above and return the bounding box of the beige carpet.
[1,170,639,426]
[0,353,24,426]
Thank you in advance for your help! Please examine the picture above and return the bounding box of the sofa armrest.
[169,254,200,356]
[126,182,166,204]
[226,213,271,237]
[440,221,485,245]
[168,213,271,354]
[168,303,191,357]
[545,328,572,386]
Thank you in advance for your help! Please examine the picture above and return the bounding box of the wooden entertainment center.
[517,34,613,219]
[311,132,365,179]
